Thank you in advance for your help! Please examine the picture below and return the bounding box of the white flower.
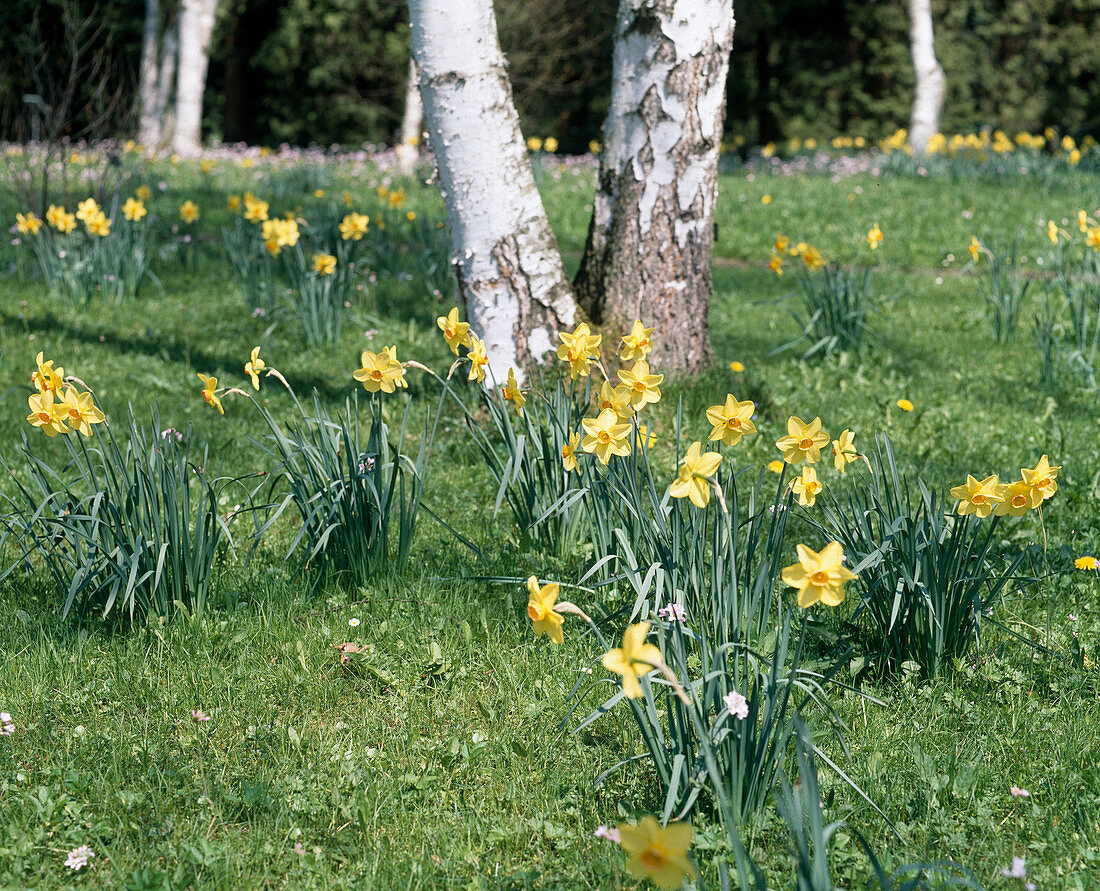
[65,845,95,871]
[657,603,687,622]
[348,618,361,628]
[723,690,749,720]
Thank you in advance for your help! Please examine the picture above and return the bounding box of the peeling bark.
[408,0,578,385]
[574,0,734,372]
[908,0,946,154]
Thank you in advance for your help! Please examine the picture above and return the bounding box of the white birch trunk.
[908,0,946,154]
[137,0,161,147]
[173,0,219,155]
[395,58,422,177]
[154,20,178,147]
[574,0,734,371]
[408,0,578,384]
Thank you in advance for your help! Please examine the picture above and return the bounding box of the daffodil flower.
[790,466,822,507]
[832,429,858,472]
[994,480,1032,517]
[245,347,266,390]
[949,474,1002,517]
[562,431,581,472]
[602,622,663,699]
[502,368,526,414]
[619,320,654,362]
[617,360,663,411]
[866,223,884,250]
[466,336,488,383]
[597,381,633,419]
[776,416,829,465]
[58,387,105,436]
[198,373,224,415]
[669,442,722,508]
[705,395,756,446]
[526,577,564,644]
[781,542,857,608]
[580,409,631,464]
[27,390,69,437]
[618,817,697,889]
[1020,454,1059,505]
[557,323,601,380]
[436,307,471,355]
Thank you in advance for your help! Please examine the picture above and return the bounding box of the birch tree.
[408,0,577,384]
[395,58,422,177]
[573,0,735,371]
[907,0,946,154]
[137,0,161,147]
[173,0,219,155]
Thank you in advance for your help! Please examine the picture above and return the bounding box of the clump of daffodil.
[790,466,822,507]
[466,335,488,383]
[502,368,526,414]
[339,211,370,240]
[776,416,829,465]
[312,253,337,276]
[179,200,200,223]
[261,217,299,254]
[1020,454,1059,505]
[866,223,884,250]
[31,352,64,394]
[706,395,756,446]
[557,322,601,379]
[197,373,224,415]
[243,192,269,223]
[562,431,581,472]
[57,387,105,436]
[353,347,407,393]
[84,210,110,237]
[618,817,697,890]
[436,307,472,355]
[27,390,69,437]
[15,211,43,234]
[619,320,654,362]
[782,542,857,608]
[669,442,722,509]
[46,205,76,234]
[617,360,663,411]
[832,429,858,472]
[244,347,266,390]
[602,622,663,699]
[949,474,1002,517]
[581,409,631,464]
[597,381,633,419]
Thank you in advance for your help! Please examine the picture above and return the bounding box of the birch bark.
[153,19,178,147]
[908,0,946,154]
[408,0,577,385]
[573,0,734,371]
[395,58,422,177]
[137,0,161,147]
[173,0,219,155]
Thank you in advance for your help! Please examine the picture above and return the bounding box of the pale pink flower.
[65,845,95,870]
[191,709,210,723]
[594,825,621,843]
[658,603,687,622]
[1010,786,1030,798]
[723,690,749,720]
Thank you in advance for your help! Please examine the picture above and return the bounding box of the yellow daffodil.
[244,347,266,390]
[776,416,829,465]
[670,442,723,508]
[768,253,784,276]
[557,322,601,379]
[949,474,1002,517]
[618,817,697,890]
[968,236,982,261]
[767,459,784,473]
[15,212,42,234]
[800,245,825,270]
[135,185,152,201]
[312,253,337,276]
[27,390,68,437]
[597,381,634,419]
[866,223,884,250]
[84,211,110,237]
[526,576,563,644]
[75,198,99,221]
[775,234,790,253]
[198,373,224,414]
[1086,227,1100,250]
[994,480,1032,517]
[781,542,857,608]
[562,431,581,472]
[467,336,488,383]
[619,320,654,362]
[387,189,405,209]
[790,466,822,507]
[436,307,472,355]
[581,409,631,464]
[601,622,662,699]
[1020,455,1059,505]
[339,212,370,240]
[526,137,543,152]
[243,192,269,222]
[179,200,200,223]
[832,429,858,473]
[227,194,241,211]
[260,218,299,254]
[32,352,64,394]
[705,395,756,446]
[353,347,406,393]
[543,137,558,153]
[58,387,105,436]
[502,368,526,414]
[1078,210,1090,232]
[200,159,213,173]
[1046,219,1063,244]
[122,198,147,221]
[617,360,663,411]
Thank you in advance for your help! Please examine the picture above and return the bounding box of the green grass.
[1,151,1100,887]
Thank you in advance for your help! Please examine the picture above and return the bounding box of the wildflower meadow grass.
[1,143,1099,888]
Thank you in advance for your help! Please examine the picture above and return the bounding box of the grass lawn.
[1,149,1099,888]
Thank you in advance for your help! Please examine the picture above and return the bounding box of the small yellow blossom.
[353,347,407,393]
[790,466,822,507]
[601,622,662,699]
[243,192,269,223]
[968,236,982,261]
[244,347,266,390]
[58,387,105,436]
[562,431,581,473]
[705,395,757,446]
[502,368,526,414]
[179,200,200,223]
[761,194,772,205]
[75,198,100,221]
[526,577,563,643]
[619,320,654,362]
[122,198,147,222]
[866,223,883,250]
[832,429,858,473]
[896,399,914,412]
[782,542,857,608]
[669,442,723,508]
[1020,455,1059,505]
[557,323,602,379]
[949,474,1002,518]
[27,390,69,437]
[1075,556,1098,571]
[84,211,111,237]
[526,137,543,152]
[597,381,633,419]
[729,360,745,372]
[617,360,663,411]
[543,137,558,153]
[312,253,337,276]
[994,480,1032,517]
[15,212,42,234]
[135,185,152,201]
[340,212,370,241]
[466,336,488,383]
[198,373,224,415]
[227,194,241,211]
[436,307,472,355]
[767,459,785,473]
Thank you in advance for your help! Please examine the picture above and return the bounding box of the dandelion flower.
[1075,556,1098,571]
[896,399,914,412]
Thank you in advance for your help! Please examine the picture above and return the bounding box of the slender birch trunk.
[908,0,946,153]
[173,0,219,155]
[137,0,161,147]
[154,19,178,147]
[408,0,577,384]
[395,58,422,177]
[573,0,734,372]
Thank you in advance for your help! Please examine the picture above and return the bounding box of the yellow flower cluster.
[339,212,370,241]
[75,198,110,237]
[45,205,77,234]
[25,352,105,438]
[949,455,1059,518]
[261,218,300,255]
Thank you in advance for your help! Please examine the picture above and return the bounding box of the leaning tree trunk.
[573,0,734,372]
[908,0,945,154]
[153,18,178,148]
[173,0,219,155]
[137,0,161,147]
[409,0,578,384]
[395,58,422,176]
